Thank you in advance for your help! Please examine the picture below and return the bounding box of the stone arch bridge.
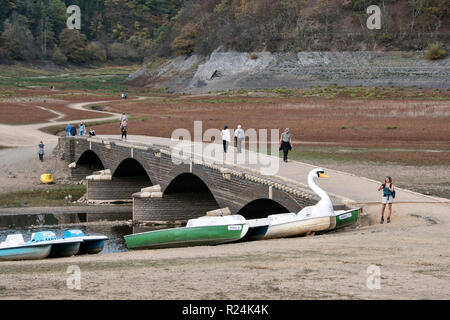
[61,136,344,223]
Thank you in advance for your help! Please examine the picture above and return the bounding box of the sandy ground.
[0,202,449,299]
[0,143,74,194]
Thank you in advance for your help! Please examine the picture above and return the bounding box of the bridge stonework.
[61,136,319,222]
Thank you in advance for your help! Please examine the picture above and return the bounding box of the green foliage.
[425,42,447,60]
[1,13,36,60]
[52,46,67,65]
[0,0,449,64]
[59,29,88,63]
[86,41,107,62]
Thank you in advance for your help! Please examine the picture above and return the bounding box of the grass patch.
[0,65,140,96]
[425,42,447,61]
[88,105,107,111]
[386,126,397,130]
[0,185,86,208]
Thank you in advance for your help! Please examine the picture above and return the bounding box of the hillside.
[0,0,448,65]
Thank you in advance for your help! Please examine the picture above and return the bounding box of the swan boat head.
[297,168,334,218]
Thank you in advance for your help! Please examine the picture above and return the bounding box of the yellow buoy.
[40,173,54,184]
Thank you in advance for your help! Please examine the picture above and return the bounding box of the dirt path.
[0,99,123,148]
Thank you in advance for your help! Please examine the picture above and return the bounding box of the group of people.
[220,126,293,162]
[65,123,95,137]
[220,125,245,154]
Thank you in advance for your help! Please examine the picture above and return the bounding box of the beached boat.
[329,208,361,231]
[241,218,269,241]
[63,229,108,254]
[125,215,249,250]
[0,234,52,261]
[262,168,360,239]
[28,231,83,258]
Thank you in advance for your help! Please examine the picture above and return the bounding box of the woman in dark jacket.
[279,128,292,162]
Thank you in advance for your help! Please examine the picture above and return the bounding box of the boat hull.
[263,216,333,239]
[334,208,361,230]
[125,224,249,250]
[241,225,269,241]
[49,242,81,258]
[78,239,105,255]
[0,245,52,261]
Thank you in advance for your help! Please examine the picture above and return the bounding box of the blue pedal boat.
[64,230,108,255]
[29,231,83,258]
[0,234,52,261]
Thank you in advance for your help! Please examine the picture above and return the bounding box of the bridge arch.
[113,158,151,181]
[163,172,220,218]
[72,150,105,180]
[237,198,289,219]
[90,158,153,201]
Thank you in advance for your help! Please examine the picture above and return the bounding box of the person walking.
[120,117,128,141]
[120,112,128,124]
[279,128,292,162]
[79,122,85,136]
[378,176,395,224]
[65,124,72,137]
[38,141,44,162]
[221,125,231,153]
[234,125,245,153]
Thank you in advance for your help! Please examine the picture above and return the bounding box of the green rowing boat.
[333,208,361,230]
[125,215,249,250]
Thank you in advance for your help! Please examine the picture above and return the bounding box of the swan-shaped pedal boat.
[261,168,361,239]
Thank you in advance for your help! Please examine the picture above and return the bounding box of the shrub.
[108,42,139,62]
[425,42,447,60]
[59,29,88,64]
[86,42,107,63]
[52,46,67,65]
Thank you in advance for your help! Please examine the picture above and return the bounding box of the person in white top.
[234,124,245,153]
[221,125,231,153]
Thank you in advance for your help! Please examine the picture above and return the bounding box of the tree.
[59,28,88,63]
[1,12,36,60]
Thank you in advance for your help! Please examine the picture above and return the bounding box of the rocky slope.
[125,50,450,93]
